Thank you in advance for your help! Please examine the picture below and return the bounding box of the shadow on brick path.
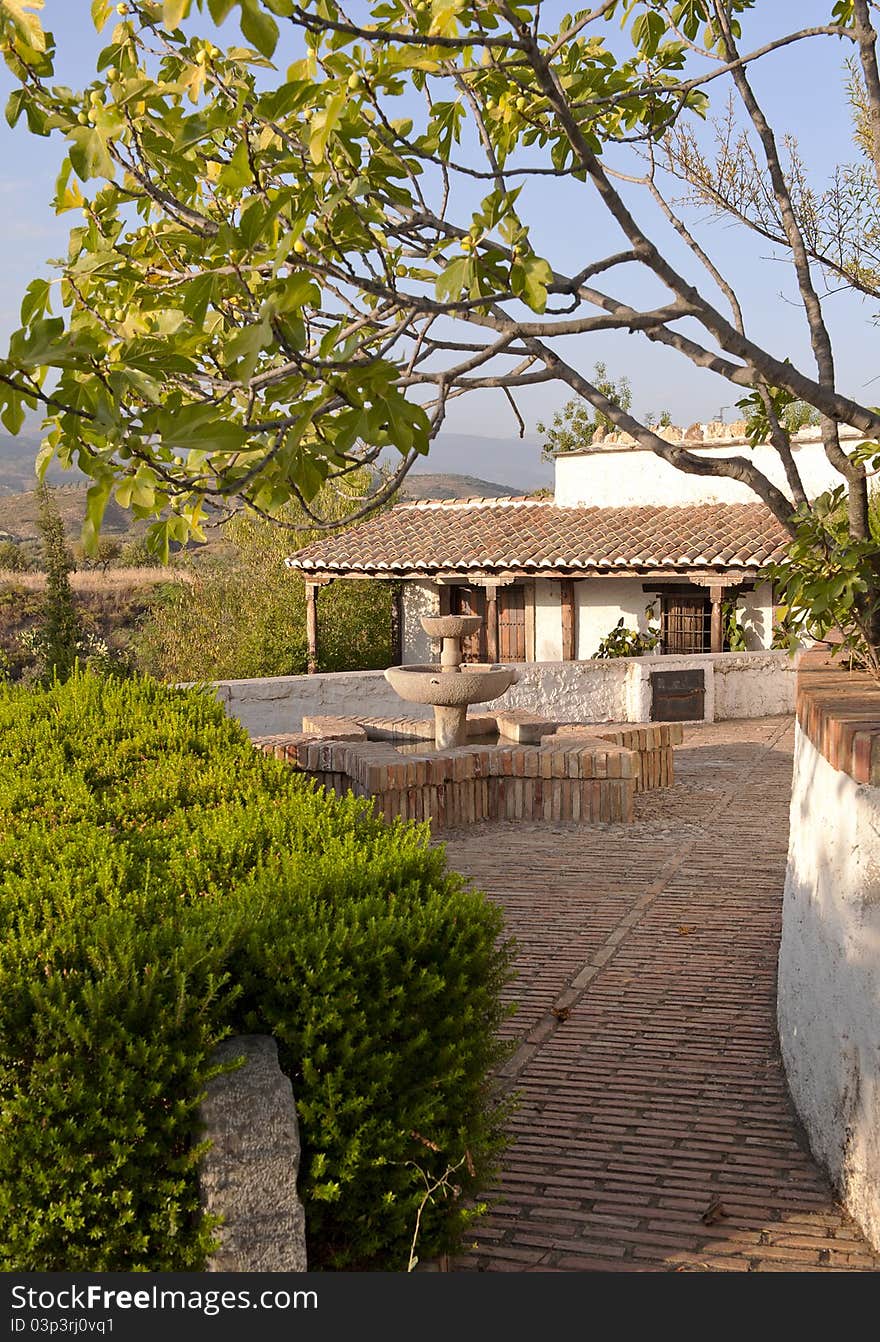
[440,716,880,1273]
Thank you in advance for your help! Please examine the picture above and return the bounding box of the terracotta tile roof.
[287,498,790,577]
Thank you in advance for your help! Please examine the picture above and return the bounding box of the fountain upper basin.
[384,663,519,707]
[420,614,482,640]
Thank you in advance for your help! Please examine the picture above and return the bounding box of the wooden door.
[450,585,487,661]
[497,585,526,661]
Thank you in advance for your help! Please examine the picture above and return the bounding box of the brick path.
[442,716,880,1273]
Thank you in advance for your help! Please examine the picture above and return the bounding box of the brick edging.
[796,650,880,785]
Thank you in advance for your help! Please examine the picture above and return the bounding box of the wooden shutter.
[498,585,526,662]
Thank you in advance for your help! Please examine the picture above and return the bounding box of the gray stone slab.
[199,1035,307,1272]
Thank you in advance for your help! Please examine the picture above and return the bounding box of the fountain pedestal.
[433,704,468,750]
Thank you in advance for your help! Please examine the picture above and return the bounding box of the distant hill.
[0,432,86,495]
[399,472,525,500]
[0,483,137,542]
[406,433,551,491]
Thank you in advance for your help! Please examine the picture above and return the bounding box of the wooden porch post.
[560,578,576,661]
[485,585,499,662]
[710,584,724,654]
[305,581,320,674]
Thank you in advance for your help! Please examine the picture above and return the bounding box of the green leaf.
[34,437,56,481]
[435,256,469,302]
[223,320,269,380]
[68,127,114,181]
[90,0,113,29]
[5,87,26,128]
[0,0,46,52]
[309,92,346,164]
[162,0,190,30]
[20,278,51,326]
[82,475,113,554]
[513,254,553,313]
[207,0,238,22]
[218,138,252,188]
[632,10,666,59]
[239,0,279,58]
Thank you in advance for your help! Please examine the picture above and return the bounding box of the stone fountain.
[384,613,519,748]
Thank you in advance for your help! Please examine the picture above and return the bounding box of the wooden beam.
[305,582,319,674]
[643,580,754,595]
[438,584,452,616]
[560,578,576,661]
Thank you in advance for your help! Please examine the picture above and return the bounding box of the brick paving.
[441,716,880,1273]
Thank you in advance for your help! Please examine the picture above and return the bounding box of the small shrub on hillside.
[0,673,512,1270]
[0,539,31,572]
[34,482,80,683]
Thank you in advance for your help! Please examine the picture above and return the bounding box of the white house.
[288,421,855,669]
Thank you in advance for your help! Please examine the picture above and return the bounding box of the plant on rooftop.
[0,671,513,1270]
[4,2,880,665]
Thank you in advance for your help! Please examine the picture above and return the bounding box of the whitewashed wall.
[576,578,657,659]
[209,650,796,735]
[737,579,774,651]
[554,431,852,509]
[401,579,437,664]
[534,578,562,661]
[210,670,423,737]
[778,724,880,1250]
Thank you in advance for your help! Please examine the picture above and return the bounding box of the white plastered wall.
[576,578,658,659]
[554,436,848,509]
[534,578,562,661]
[736,579,774,650]
[778,724,880,1250]
[401,580,438,664]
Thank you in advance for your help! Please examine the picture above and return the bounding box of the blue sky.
[0,2,876,485]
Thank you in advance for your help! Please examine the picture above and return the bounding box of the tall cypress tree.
[36,482,80,684]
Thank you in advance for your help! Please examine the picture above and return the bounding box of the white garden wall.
[778,724,880,1250]
[208,649,796,736]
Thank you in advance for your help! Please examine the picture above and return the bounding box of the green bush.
[0,673,512,1271]
[593,613,660,658]
[136,494,394,681]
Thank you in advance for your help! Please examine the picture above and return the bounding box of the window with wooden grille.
[660,595,711,654]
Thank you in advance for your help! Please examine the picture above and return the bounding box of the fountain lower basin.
[383,663,518,708]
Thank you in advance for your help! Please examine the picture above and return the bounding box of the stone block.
[495,710,559,744]
[199,1036,307,1272]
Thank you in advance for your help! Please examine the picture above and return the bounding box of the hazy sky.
[1,2,877,486]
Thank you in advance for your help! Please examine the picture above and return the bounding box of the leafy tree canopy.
[1,0,880,608]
